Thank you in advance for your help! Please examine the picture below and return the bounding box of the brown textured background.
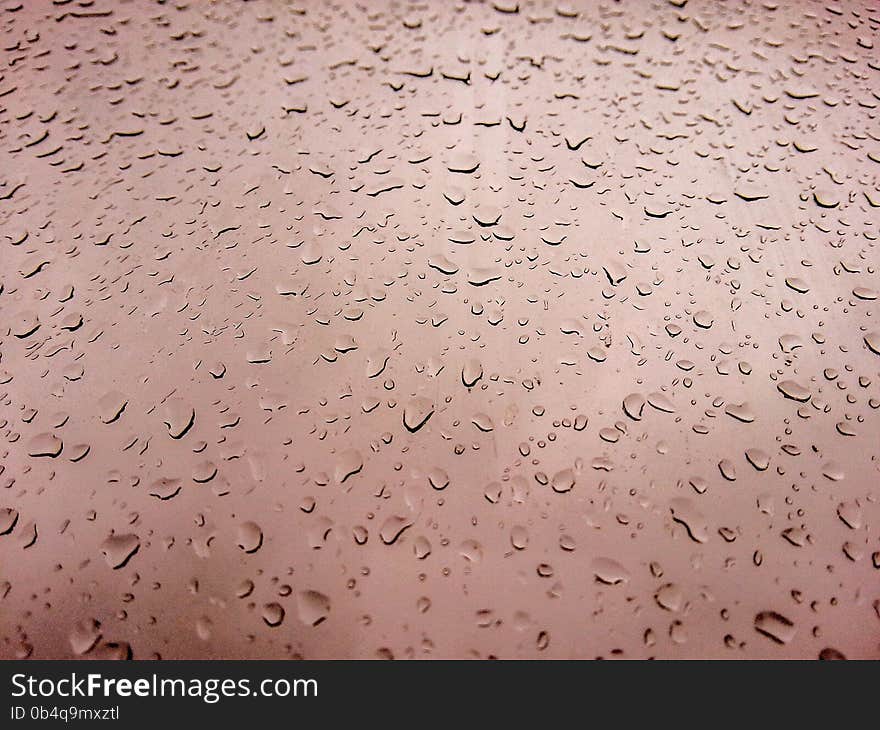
[1,0,879,659]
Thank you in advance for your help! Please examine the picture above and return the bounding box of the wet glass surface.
[1,0,879,659]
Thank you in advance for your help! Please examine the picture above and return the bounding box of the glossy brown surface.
[1,0,879,659]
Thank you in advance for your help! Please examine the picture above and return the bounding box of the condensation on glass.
[1,0,878,659]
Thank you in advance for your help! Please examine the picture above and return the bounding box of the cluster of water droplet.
[1,0,877,659]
